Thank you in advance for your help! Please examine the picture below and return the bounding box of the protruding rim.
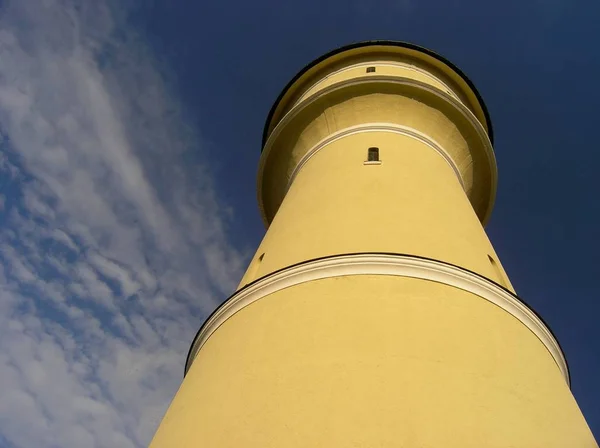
[261,40,494,150]
[185,252,568,387]
[258,75,497,226]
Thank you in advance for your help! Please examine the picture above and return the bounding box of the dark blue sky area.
[138,0,599,436]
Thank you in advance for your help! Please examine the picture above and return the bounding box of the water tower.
[150,41,597,447]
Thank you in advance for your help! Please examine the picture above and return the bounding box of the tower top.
[262,40,493,150]
[258,40,497,225]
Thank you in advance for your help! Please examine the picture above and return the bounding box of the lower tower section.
[151,255,595,447]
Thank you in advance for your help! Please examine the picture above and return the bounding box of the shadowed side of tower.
[150,42,598,447]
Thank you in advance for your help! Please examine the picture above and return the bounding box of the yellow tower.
[150,41,597,447]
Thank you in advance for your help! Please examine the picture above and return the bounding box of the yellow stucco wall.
[151,276,597,447]
[244,130,509,289]
[150,43,597,447]
[269,46,488,132]
[259,82,494,227]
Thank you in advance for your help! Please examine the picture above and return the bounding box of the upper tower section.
[259,40,496,226]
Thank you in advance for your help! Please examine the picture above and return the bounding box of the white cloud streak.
[0,1,245,446]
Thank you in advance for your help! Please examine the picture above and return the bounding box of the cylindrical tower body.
[150,42,597,447]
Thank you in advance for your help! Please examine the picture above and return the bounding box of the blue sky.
[0,0,598,446]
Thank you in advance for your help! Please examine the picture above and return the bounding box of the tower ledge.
[258,41,496,226]
[185,252,568,384]
[262,41,493,147]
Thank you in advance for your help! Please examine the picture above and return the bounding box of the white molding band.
[186,254,568,385]
[258,76,497,227]
[286,123,465,193]
[294,61,462,105]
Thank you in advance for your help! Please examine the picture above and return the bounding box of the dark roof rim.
[261,40,494,150]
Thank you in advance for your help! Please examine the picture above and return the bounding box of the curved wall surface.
[150,42,598,448]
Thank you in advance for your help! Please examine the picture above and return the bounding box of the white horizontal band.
[295,61,462,105]
[286,123,465,193]
[186,253,568,385]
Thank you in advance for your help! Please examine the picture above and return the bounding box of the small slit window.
[366,66,376,73]
[242,252,265,286]
[488,254,508,288]
[367,147,379,162]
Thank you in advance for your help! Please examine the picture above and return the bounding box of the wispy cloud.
[0,1,245,446]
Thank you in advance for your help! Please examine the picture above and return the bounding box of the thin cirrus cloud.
[0,1,245,447]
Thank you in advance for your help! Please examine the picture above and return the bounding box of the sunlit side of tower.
[150,41,598,447]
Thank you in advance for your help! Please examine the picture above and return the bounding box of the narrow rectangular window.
[488,255,509,288]
[368,147,379,162]
[366,66,376,73]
